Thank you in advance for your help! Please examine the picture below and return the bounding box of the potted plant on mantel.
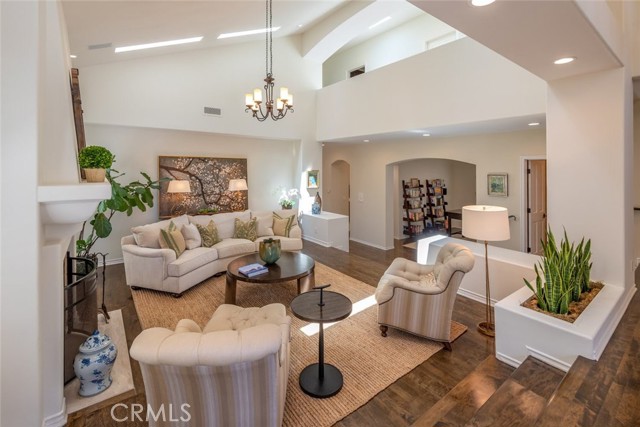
[78,145,115,182]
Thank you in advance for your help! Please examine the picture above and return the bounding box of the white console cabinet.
[300,212,349,252]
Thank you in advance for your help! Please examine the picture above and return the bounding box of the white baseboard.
[42,398,66,427]
[302,235,331,247]
[349,237,394,251]
[525,346,573,372]
[104,257,123,266]
[495,351,522,369]
[456,287,498,306]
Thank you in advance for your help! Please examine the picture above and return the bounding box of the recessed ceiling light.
[115,36,203,53]
[69,54,77,59]
[422,133,431,137]
[218,27,281,39]
[471,0,496,6]
[363,139,370,143]
[528,122,540,126]
[298,24,303,28]
[554,56,575,65]
[369,16,391,30]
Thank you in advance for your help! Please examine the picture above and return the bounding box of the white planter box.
[495,284,635,372]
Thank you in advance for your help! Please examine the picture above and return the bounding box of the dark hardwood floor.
[67,237,640,427]
[67,237,494,426]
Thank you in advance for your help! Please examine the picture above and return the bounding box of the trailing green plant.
[523,228,592,315]
[78,145,115,169]
[76,169,168,257]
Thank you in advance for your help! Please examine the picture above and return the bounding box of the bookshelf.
[426,179,448,230]
[402,179,427,236]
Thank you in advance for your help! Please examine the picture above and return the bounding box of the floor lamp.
[462,205,510,337]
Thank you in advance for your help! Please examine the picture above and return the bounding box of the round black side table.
[290,285,352,398]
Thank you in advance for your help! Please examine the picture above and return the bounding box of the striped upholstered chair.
[375,243,474,350]
[130,303,291,427]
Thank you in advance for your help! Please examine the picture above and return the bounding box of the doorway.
[526,159,547,254]
[329,160,350,218]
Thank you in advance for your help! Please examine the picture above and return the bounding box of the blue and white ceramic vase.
[73,330,118,397]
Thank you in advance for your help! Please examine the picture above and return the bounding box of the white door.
[527,159,547,254]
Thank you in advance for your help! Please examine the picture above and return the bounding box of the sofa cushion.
[159,221,186,257]
[132,215,189,249]
[272,212,296,237]
[203,303,288,333]
[256,236,302,251]
[190,211,250,240]
[233,217,258,241]
[196,220,222,247]
[167,247,219,277]
[213,238,256,259]
[250,210,276,237]
[181,223,201,250]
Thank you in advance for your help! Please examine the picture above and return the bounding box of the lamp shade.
[462,205,510,242]
[228,179,248,191]
[167,180,191,194]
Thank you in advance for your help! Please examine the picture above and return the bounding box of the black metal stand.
[298,284,344,398]
[95,252,110,323]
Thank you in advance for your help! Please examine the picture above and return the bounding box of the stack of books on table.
[238,263,269,278]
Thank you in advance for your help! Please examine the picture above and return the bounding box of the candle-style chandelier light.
[244,0,293,121]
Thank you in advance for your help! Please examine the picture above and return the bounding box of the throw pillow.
[196,220,222,247]
[233,217,258,241]
[181,223,202,250]
[158,221,186,257]
[272,212,296,237]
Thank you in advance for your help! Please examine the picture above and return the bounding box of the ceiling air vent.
[88,42,113,50]
[203,106,222,117]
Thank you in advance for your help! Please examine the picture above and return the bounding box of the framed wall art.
[158,156,248,218]
[307,170,319,189]
[487,173,508,197]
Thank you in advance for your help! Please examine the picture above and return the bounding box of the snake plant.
[524,228,592,314]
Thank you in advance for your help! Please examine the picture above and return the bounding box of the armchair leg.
[380,325,388,337]
[443,342,452,351]
[130,286,141,291]
[171,292,182,298]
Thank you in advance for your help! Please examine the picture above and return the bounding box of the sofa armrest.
[121,244,176,288]
[289,224,301,239]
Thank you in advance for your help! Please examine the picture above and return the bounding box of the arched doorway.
[326,160,350,217]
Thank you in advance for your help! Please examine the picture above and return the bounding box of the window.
[348,66,365,78]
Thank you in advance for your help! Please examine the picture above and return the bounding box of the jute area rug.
[132,262,467,427]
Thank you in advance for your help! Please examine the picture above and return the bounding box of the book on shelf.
[238,263,268,277]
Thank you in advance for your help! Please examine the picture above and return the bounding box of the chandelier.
[244,0,293,121]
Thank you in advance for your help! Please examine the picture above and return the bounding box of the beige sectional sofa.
[121,209,302,296]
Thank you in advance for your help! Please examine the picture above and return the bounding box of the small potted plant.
[276,187,299,209]
[78,145,115,182]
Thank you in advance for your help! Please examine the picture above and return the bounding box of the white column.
[547,67,633,288]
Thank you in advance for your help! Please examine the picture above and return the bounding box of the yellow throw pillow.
[233,217,258,241]
[272,212,296,237]
[196,220,222,247]
[158,221,186,257]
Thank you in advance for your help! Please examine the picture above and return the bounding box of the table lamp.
[167,180,191,215]
[462,205,510,337]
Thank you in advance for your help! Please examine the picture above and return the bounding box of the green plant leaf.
[93,213,112,238]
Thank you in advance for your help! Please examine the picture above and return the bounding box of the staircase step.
[411,356,514,427]
[464,356,564,427]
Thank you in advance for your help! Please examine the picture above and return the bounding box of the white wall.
[323,129,545,251]
[79,34,324,209]
[322,14,454,86]
[634,99,640,267]
[86,124,297,262]
[317,37,546,141]
[547,68,632,288]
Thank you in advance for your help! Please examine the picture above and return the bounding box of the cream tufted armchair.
[375,243,474,350]
[130,303,291,427]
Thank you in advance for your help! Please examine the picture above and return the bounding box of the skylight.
[115,37,203,53]
[218,27,281,39]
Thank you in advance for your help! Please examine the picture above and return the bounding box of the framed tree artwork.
[487,173,508,197]
[158,156,248,218]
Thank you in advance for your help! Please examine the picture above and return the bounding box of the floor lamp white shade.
[462,205,510,337]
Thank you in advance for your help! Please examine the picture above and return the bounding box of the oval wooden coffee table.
[225,252,315,304]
